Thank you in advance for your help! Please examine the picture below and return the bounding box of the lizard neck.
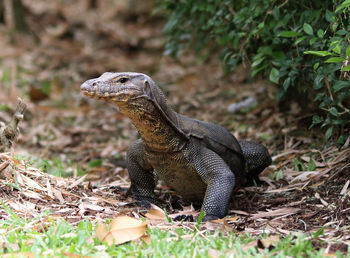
[118,99,186,152]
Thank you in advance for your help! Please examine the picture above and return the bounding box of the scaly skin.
[81,72,272,221]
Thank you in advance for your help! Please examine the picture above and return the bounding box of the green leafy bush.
[157,0,349,145]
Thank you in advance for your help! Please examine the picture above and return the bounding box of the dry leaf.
[290,171,319,183]
[257,235,280,249]
[22,190,42,200]
[96,216,148,245]
[251,208,300,219]
[21,174,45,191]
[46,179,53,198]
[208,248,222,258]
[138,234,151,245]
[242,240,258,251]
[79,202,105,212]
[69,175,87,189]
[300,156,326,168]
[340,180,349,195]
[0,160,9,173]
[230,210,250,216]
[62,252,93,258]
[211,216,239,223]
[96,224,110,243]
[52,188,65,203]
[145,205,166,220]
[0,252,35,258]
[315,192,329,206]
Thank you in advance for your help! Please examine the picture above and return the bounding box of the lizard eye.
[117,77,128,83]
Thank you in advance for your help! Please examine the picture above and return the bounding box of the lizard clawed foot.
[173,214,220,222]
[173,214,194,222]
[131,197,164,209]
[129,200,152,208]
[201,214,220,222]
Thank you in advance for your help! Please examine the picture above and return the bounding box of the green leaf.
[341,65,350,71]
[283,77,291,91]
[294,36,307,45]
[325,10,334,22]
[312,115,323,124]
[313,62,319,70]
[308,158,316,171]
[325,57,345,63]
[271,51,286,60]
[329,107,338,116]
[313,228,324,239]
[325,126,333,141]
[251,64,267,77]
[303,23,313,35]
[333,81,350,92]
[335,0,350,12]
[317,29,324,38]
[314,92,325,102]
[275,88,284,101]
[196,210,205,225]
[272,7,280,20]
[332,44,341,54]
[336,29,348,35]
[279,31,302,37]
[88,159,102,168]
[309,37,317,45]
[314,75,324,90]
[346,46,350,58]
[303,51,332,57]
[0,104,10,111]
[257,22,265,29]
[337,135,349,146]
[251,57,265,68]
[41,81,51,95]
[331,22,338,32]
[293,159,306,171]
[269,68,279,84]
[223,51,233,64]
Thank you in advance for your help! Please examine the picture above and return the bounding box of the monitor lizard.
[81,72,271,221]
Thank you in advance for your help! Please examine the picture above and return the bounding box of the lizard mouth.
[81,87,144,102]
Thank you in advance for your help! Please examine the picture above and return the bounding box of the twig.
[324,76,334,101]
[278,0,289,9]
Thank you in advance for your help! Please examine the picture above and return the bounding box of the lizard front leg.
[127,139,158,206]
[191,143,237,221]
[238,140,272,186]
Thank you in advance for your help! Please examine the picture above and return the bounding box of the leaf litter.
[0,0,349,254]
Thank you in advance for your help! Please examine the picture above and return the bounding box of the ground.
[0,0,349,255]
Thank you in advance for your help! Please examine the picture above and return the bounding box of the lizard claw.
[173,214,194,222]
[131,200,152,208]
[201,214,220,222]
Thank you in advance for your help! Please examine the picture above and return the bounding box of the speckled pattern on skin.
[81,72,272,221]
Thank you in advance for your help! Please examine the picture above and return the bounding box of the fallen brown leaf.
[257,235,280,249]
[62,252,93,258]
[0,160,9,173]
[242,240,258,251]
[340,180,349,195]
[144,205,166,221]
[96,216,148,245]
[0,252,35,258]
[251,208,300,219]
[138,234,151,245]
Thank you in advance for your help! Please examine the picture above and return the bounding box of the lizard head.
[81,71,188,140]
[80,72,154,103]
